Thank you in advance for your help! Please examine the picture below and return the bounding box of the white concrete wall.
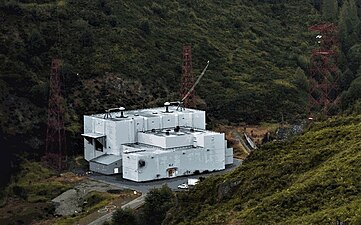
[85,107,233,179]
[192,110,206,129]
[123,145,141,153]
[226,148,233,165]
[84,116,94,133]
[122,154,140,181]
[203,133,225,150]
[178,112,193,127]
[137,133,193,149]
[161,114,177,129]
[133,117,144,132]
[193,133,205,147]
[89,160,121,175]
[122,147,226,182]
[84,140,94,161]
[84,116,106,161]
[84,116,94,161]
[145,117,161,131]
[165,135,193,148]
[115,120,134,144]
[105,120,117,155]
[94,119,105,134]
[138,133,166,147]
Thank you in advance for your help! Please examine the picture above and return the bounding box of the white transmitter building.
[82,103,233,182]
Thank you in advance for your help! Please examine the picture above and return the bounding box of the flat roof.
[144,127,205,137]
[90,154,121,165]
[82,133,106,139]
[87,106,204,120]
[123,143,203,156]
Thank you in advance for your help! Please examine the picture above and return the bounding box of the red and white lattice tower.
[308,23,339,117]
[45,59,66,172]
[180,44,195,108]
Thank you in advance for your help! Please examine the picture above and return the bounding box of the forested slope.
[1,0,361,188]
[0,0,321,186]
[164,115,361,224]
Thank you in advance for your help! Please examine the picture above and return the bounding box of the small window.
[95,137,106,152]
[85,137,93,145]
[95,139,103,152]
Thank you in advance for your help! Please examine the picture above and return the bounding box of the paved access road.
[89,159,242,194]
[87,159,242,225]
[87,194,146,225]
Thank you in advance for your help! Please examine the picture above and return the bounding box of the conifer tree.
[338,0,349,51]
[348,0,360,29]
[338,0,360,52]
[322,0,338,22]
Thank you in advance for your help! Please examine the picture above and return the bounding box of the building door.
[114,168,119,174]
[167,168,176,178]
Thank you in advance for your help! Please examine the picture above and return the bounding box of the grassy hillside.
[164,115,361,225]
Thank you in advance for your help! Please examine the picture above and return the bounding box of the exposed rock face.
[51,179,121,216]
[52,189,83,216]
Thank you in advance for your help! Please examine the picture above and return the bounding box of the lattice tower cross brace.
[45,59,66,172]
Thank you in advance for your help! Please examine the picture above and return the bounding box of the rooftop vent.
[105,106,127,119]
[163,102,173,113]
[138,160,146,168]
[119,107,126,118]
[174,126,180,132]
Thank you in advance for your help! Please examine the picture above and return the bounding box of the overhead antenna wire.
[176,60,210,110]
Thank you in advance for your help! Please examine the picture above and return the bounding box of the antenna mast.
[45,59,66,172]
[180,44,195,108]
[308,23,339,118]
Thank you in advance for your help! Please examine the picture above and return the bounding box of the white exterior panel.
[83,106,233,181]
[145,117,161,131]
[178,113,193,127]
[161,114,177,129]
[94,119,105,134]
[122,146,225,182]
[105,120,117,155]
[192,110,206,129]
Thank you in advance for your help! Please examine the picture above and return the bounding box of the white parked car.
[177,183,189,189]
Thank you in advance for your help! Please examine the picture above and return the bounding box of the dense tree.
[143,185,174,225]
[322,0,339,22]
[338,0,349,50]
[111,208,137,225]
[341,75,361,111]
[338,0,360,52]
[347,44,361,73]
[292,67,309,91]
